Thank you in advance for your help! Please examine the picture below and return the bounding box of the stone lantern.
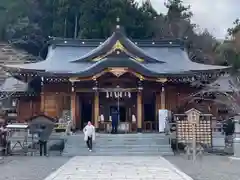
[233,115,240,158]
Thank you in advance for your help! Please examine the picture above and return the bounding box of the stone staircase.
[63,133,174,156]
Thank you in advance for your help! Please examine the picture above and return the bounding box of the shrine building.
[1,24,229,132]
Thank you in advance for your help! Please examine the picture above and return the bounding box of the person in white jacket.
[83,121,95,151]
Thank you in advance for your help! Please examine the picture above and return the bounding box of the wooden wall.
[41,82,72,118]
[41,92,71,118]
[17,96,41,122]
[165,83,197,112]
[16,80,215,123]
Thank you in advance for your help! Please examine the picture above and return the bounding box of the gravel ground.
[166,155,240,180]
[0,156,70,180]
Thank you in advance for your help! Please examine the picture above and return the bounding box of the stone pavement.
[0,156,69,180]
[45,156,193,180]
[166,155,240,180]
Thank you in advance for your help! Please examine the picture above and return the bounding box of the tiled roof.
[2,29,229,77]
[0,42,37,84]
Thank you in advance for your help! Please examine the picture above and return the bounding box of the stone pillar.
[137,91,142,132]
[233,116,240,157]
[94,92,99,130]
[160,84,166,109]
[71,92,77,130]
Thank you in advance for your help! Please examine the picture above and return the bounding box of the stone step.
[66,143,169,149]
[66,138,170,145]
[62,151,174,157]
[85,142,169,146]
[62,133,173,157]
[64,143,171,147]
[93,149,172,153]
[74,133,167,137]
[95,135,167,139]
[94,139,168,143]
[64,148,172,153]
[63,146,172,153]
[63,143,172,148]
[79,138,169,142]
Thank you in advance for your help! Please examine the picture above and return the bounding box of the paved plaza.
[44,156,192,180]
[1,155,240,179]
[0,156,69,180]
[166,155,240,180]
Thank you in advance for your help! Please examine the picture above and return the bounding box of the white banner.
[158,109,168,133]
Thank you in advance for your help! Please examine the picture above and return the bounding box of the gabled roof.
[1,27,230,78]
[0,77,36,95]
[71,27,163,63]
[27,114,55,122]
[0,77,28,92]
[203,75,235,93]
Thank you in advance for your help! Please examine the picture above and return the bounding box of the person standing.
[170,126,177,155]
[111,109,119,134]
[83,121,95,151]
[38,125,48,156]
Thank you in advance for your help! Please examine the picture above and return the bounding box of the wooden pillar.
[155,92,161,119]
[55,93,60,118]
[40,92,45,113]
[137,91,142,132]
[161,84,166,109]
[155,92,161,131]
[71,92,77,130]
[76,94,81,130]
[94,92,99,129]
[30,100,33,117]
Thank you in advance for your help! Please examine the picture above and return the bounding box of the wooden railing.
[98,122,138,133]
[142,121,158,132]
[98,121,159,133]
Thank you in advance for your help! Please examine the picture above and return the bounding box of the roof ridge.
[49,37,184,47]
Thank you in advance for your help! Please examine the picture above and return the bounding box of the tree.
[215,19,240,69]
[0,0,232,66]
[78,0,157,39]
[164,0,193,38]
[228,19,240,38]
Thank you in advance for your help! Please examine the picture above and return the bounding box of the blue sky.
[137,0,240,39]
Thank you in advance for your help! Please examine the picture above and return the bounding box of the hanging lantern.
[12,99,17,107]
[71,82,75,92]
[119,92,122,98]
[128,92,131,98]
[41,77,44,86]
[106,91,109,98]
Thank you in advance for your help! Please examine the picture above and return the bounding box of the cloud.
[136,0,240,38]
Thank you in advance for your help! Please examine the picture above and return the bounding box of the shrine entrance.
[110,106,126,122]
[99,90,136,124]
[79,93,93,130]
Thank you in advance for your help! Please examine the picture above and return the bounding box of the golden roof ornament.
[113,40,125,51]
[109,67,127,77]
